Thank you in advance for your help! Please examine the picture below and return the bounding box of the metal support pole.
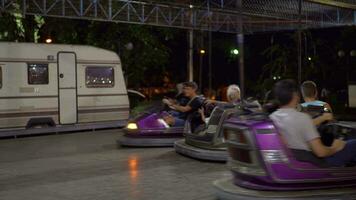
[188,29,194,82]
[208,0,212,94]
[187,6,194,82]
[238,33,244,98]
[199,33,204,93]
[208,29,212,93]
[237,0,244,98]
[199,53,203,93]
[297,0,303,85]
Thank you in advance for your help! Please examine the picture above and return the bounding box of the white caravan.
[0,42,129,137]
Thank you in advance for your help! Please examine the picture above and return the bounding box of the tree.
[0,12,22,41]
[254,33,298,95]
[84,23,172,88]
[0,8,44,42]
[1,14,175,89]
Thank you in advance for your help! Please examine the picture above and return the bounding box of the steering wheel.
[301,105,330,119]
[301,105,337,145]
[319,123,353,145]
[302,105,336,129]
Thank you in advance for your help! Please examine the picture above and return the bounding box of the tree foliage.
[257,26,356,95]
[0,13,174,88]
[41,19,174,88]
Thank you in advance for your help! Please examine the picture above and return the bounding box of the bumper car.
[118,104,184,147]
[214,113,356,200]
[301,105,356,145]
[174,101,261,162]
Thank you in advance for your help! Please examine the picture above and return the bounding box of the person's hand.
[162,98,170,105]
[162,98,174,106]
[162,115,175,125]
[169,104,176,110]
[332,139,346,152]
[321,113,333,122]
[169,99,177,104]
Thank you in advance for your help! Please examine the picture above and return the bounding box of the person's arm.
[303,114,345,157]
[198,108,206,122]
[206,99,221,105]
[173,97,203,113]
[312,113,333,126]
[309,138,345,158]
[171,104,192,113]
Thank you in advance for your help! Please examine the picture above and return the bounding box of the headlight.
[127,123,138,130]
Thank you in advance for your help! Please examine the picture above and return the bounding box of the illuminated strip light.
[261,150,289,163]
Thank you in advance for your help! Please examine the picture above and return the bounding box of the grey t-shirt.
[270,108,320,151]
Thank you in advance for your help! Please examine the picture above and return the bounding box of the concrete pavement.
[0,129,230,200]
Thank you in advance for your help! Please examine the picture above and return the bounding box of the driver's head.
[273,79,300,107]
[301,81,318,100]
[182,82,198,98]
[227,84,241,103]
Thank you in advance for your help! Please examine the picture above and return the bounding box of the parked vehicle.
[0,42,129,137]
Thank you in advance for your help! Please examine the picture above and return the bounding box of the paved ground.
[0,130,230,200]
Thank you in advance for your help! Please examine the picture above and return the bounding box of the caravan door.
[57,52,78,124]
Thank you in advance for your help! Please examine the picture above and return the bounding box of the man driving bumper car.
[163,81,204,127]
[118,83,198,147]
[271,79,356,167]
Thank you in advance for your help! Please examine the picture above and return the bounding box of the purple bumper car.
[214,114,356,200]
[118,109,184,147]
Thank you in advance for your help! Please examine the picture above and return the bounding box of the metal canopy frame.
[0,0,355,34]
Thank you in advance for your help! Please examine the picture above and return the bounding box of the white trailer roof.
[0,42,120,64]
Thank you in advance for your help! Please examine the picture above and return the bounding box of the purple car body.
[119,111,184,147]
[223,115,356,191]
[126,112,183,138]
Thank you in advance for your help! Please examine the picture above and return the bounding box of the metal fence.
[0,0,355,33]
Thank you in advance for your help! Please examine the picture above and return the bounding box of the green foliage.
[255,30,334,93]
[40,19,173,88]
[0,11,44,42]
[0,12,22,41]
[256,34,298,93]
[256,26,356,101]
[0,13,173,88]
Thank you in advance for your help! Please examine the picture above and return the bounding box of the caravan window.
[28,64,49,84]
[86,67,114,88]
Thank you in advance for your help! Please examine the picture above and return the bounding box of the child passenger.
[301,81,333,126]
